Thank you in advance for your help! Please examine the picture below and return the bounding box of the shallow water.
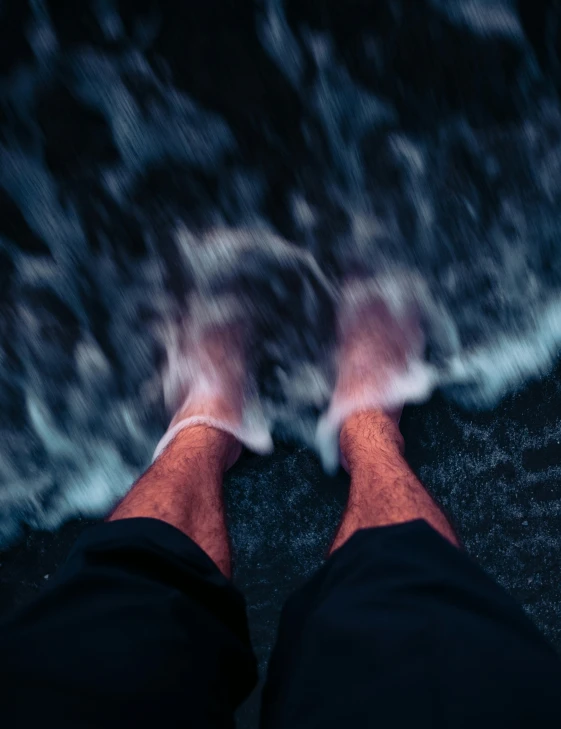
[1,0,561,542]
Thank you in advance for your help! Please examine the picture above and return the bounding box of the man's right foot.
[317,282,424,471]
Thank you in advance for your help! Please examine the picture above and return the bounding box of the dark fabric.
[1,519,560,729]
[0,518,257,729]
[262,520,561,728]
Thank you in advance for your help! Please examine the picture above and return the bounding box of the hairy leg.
[109,319,250,578]
[326,284,458,554]
[109,424,238,577]
[330,410,459,554]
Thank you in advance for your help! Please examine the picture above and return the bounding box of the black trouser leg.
[261,520,561,729]
[0,518,257,729]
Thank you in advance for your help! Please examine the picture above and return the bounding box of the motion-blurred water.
[1,0,561,543]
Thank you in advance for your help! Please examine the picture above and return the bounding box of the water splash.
[1,0,561,543]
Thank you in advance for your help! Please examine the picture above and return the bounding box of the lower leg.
[109,425,237,577]
[109,315,260,578]
[330,410,459,554]
[324,285,459,554]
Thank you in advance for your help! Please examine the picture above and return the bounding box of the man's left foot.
[157,301,273,465]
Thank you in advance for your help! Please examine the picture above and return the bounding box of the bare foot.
[156,306,272,465]
[316,282,426,472]
[170,325,246,468]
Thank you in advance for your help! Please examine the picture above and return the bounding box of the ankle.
[340,410,404,473]
[160,425,241,476]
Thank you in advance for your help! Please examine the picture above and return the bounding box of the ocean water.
[1,0,561,542]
